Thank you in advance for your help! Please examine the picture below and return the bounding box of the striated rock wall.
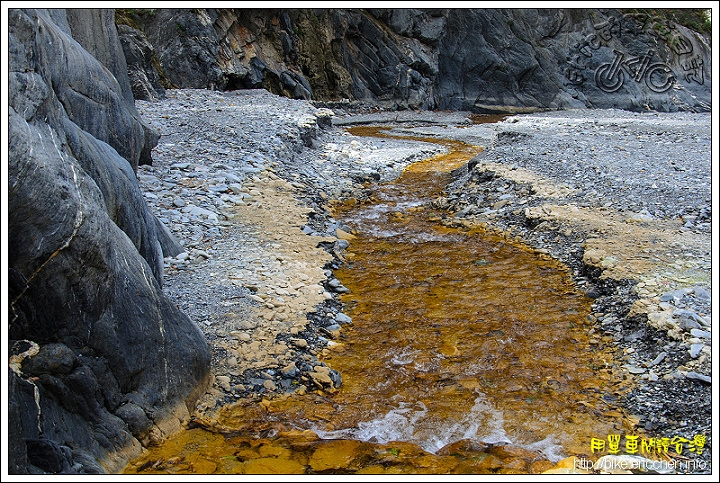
[124,8,711,112]
[7,8,210,474]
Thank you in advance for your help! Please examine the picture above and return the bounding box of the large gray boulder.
[7,8,210,474]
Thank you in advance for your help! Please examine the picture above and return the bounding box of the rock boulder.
[7,8,210,474]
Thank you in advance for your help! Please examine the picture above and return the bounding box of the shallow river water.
[125,125,632,475]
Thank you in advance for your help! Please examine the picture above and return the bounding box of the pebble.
[291,338,309,349]
[685,371,711,384]
[689,328,711,339]
[689,344,703,358]
[334,313,352,325]
[647,352,666,367]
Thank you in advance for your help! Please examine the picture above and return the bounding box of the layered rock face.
[125,8,711,112]
[8,8,210,474]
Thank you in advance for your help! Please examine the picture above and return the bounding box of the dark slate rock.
[64,9,158,168]
[114,402,154,438]
[22,343,78,377]
[25,439,73,474]
[8,370,38,474]
[142,9,225,90]
[117,24,166,101]
[7,8,211,474]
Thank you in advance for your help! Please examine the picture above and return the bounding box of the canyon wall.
[123,8,711,112]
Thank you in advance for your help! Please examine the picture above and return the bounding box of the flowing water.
[125,124,631,475]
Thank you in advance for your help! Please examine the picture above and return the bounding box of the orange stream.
[317,127,625,454]
[124,124,629,474]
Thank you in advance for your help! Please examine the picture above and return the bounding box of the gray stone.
[334,313,353,325]
[673,309,706,330]
[659,289,688,303]
[624,365,647,374]
[331,284,350,294]
[281,362,298,378]
[647,351,666,367]
[685,371,711,384]
[693,286,711,301]
[623,328,645,342]
[689,344,703,358]
[689,328,711,339]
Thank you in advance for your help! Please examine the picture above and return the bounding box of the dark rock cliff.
[122,8,711,112]
[7,8,210,474]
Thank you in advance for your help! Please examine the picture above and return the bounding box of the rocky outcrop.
[8,8,210,474]
[117,23,167,101]
[124,8,710,112]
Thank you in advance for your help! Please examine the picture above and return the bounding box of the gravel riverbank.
[135,89,713,473]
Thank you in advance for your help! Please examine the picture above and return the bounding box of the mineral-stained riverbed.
[125,126,639,475]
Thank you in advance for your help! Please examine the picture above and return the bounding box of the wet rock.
[529,459,556,474]
[321,324,342,339]
[309,439,370,472]
[476,453,504,472]
[436,438,489,456]
[488,445,540,461]
[334,313,353,325]
[331,285,350,294]
[241,456,305,474]
[308,365,337,389]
